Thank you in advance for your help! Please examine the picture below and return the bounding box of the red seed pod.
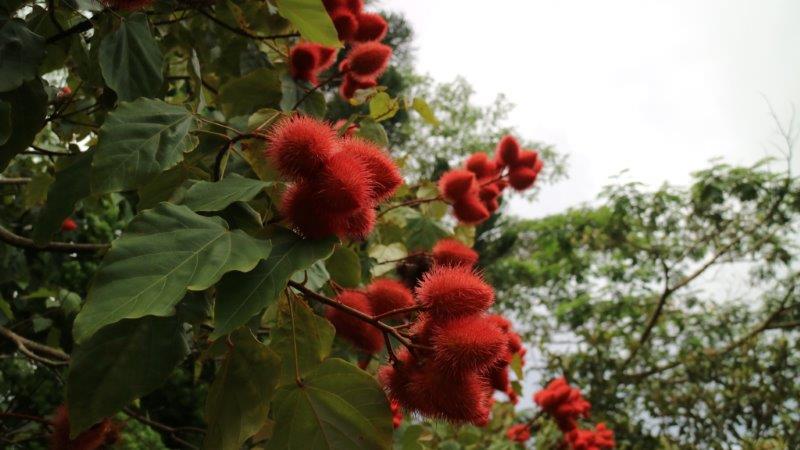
[50,405,120,450]
[533,157,544,174]
[326,290,384,353]
[330,7,359,41]
[339,73,378,100]
[366,278,415,317]
[334,205,377,239]
[533,377,591,432]
[438,169,477,202]
[317,152,373,213]
[281,182,339,239]
[103,0,152,11]
[483,197,499,213]
[507,332,523,354]
[431,238,479,268]
[267,115,337,180]
[452,195,491,224]
[415,266,494,319]
[506,423,531,443]
[353,12,388,42]
[508,167,538,191]
[495,179,509,191]
[324,0,362,14]
[430,314,507,372]
[478,184,500,203]
[593,423,617,448]
[465,152,497,180]
[341,137,403,202]
[514,149,538,169]
[487,314,512,333]
[344,42,392,83]
[496,135,521,166]
[315,45,338,71]
[289,43,335,84]
[486,361,510,392]
[61,218,78,232]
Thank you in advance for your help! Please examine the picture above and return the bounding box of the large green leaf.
[67,316,188,436]
[181,174,269,212]
[32,150,94,244]
[204,329,281,450]
[405,216,450,251]
[0,17,44,92]
[73,203,272,342]
[91,98,197,194]
[275,0,340,47]
[98,13,163,101]
[266,358,393,450]
[0,79,46,170]
[326,246,361,288]
[269,296,334,386]
[212,230,336,338]
[218,68,282,118]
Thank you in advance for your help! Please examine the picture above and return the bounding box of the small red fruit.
[267,115,337,180]
[508,166,538,191]
[366,278,415,317]
[341,137,403,202]
[438,169,477,203]
[465,152,497,180]
[339,73,378,99]
[353,12,388,42]
[430,314,507,372]
[344,42,392,83]
[506,423,531,442]
[330,7,358,41]
[326,290,384,353]
[452,195,490,224]
[415,266,494,319]
[496,135,521,166]
[431,238,479,268]
[61,218,78,232]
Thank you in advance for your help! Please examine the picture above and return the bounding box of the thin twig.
[198,8,299,42]
[0,177,31,185]
[291,73,340,110]
[0,224,109,254]
[377,196,443,218]
[123,408,203,450]
[0,326,69,366]
[372,304,425,321]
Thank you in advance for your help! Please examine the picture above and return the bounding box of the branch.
[0,224,109,254]
[371,304,425,321]
[45,18,94,44]
[198,8,300,41]
[291,73,340,110]
[377,196,443,218]
[0,325,69,366]
[123,408,204,450]
[0,177,31,185]
[212,133,266,181]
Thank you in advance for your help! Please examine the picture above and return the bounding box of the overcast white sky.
[381,0,800,218]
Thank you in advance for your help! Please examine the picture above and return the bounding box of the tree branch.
[0,224,109,254]
[0,177,31,185]
[0,325,69,366]
[123,408,204,450]
[198,8,300,42]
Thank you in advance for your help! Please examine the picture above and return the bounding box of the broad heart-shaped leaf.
[98,13,163,101]
[204,329,281,450]
[73,202,272,343]
[181,174,269,212]
[218,68,282,118]
[0,79,46,170]
[91,98,197,194]
[212,229,337,338]
[0,17,44,92]
[266,358,393,450]
[32,150,93,244]
[326,246,361,288]
[405,216,450,251]
[67,316,188,436]
[269,296,334,386]
[275,0,340,47]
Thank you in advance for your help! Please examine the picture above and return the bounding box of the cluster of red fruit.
[290,0,393,99]
[438,135,544,224]
[50,405,120,450]
[266,115,402,239]
[532,377,615,449]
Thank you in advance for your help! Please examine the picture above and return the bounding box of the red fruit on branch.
[317,152,372,213]
[344,42,392,83]
[341,138,403,202]
[566,424,616,450]
[366,278,415,317]
[267,115,337,180]
[453,195,491,224]
[438,169,477,202]
[289,44,320,83]
[508,166,538,190]
[326,290,384,353]
[430,314,507,372]
[506,423,532,442]
[415,266,494,319]
[61,218,78,232]
[465,152,497,180]
[354,12,388,42]
[514,149,539,169]
[50,405,120,450]
[431,238,479,268]
[496,135,521,166]
[487,314,512,333]
[534,377,591,432]
[330,8,359,41]
[281,182,338,239]
[335,206,377,239]
[339,73,378,99]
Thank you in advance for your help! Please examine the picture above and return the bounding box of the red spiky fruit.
[281,182,338,239]
[514,149,538,169]
[330,7,358,41]
[452,195,490,224]
[496,135,521,166]
[341,137,403,202]
[431,238,479,268]
[324,0,362,14]
[317,152,372,213]
[366,278,415,317]
[344,42,392,83]
[465,152,497,180]
[354,12,388,42]
[507,332,523,354]
[438,169,477,202]
[415,266,494,319]
[326,290,384,353]
[506,424,531,443]
[339,73,378,99]
[335,205,376,239]
[431,314,507,372]
[50,405,120,450]
[479,184,500,203]
[488,314,512,333]
[508,167,538,191]
[289,43,320,83]
[315,45,338,71]
[61,218,78,232]
[267,115,337,180]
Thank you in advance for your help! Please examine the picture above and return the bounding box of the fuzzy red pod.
[431,238,479,268]
[430,314,507,372]
[314,45,338,71]
[565,425,615,450]
[486,361,510,392]
[316,151,373,213]
[103,0,152,11]
[453,195,491,224]
[334,205,377,239]
[487,314,512,333]
[353,12,388,42]
[465,152,498,180]
[366,278,415,317]
[330,7,359,42]
[267,115,337,180]
[508,166,538,191]
[593,423,616,448]
[507,332,523,354]
[390,400,403,429]
[438,169,477,203]
[534,378,591,432]
[339,73,378,100]
[281,182,339,239]
[289,43,321,83]
[324,0,363,14]
[415,266,494,319]
[50,405,120,450]
[506,423,531,443]
[533,157,544,174]
[496,135,521,166]
[61,218,78,232]
[479,184,500,203]
[326,290,384,353]
[514,149,539,169]
[408,313,436,348]
[344,42,392,83]
[341,137,403,202]
[483,197,499,214]
[495,179,509,192]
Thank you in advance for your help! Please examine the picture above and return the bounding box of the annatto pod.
[267,115,337,180]
[431,238,479,268]
[430,314,507,372]
[465,152,497,180]
[415,266,494,319]
[330,7,358,41]
[316,152,373,213]
[281,181,339,239]
[341,137,403,202]
[438,169,477,202]
[289,43,319,82]
[508,166,538,191]
[345,42,393,83]
[366,278,415,317]
[453,195,490,224]
[339,73,378,99]
[354,12,388,42]
[333,205,377,240]
[514,149,538,169]
[50,404,120,450]
[496,135,521,166]
[325,290,384,353]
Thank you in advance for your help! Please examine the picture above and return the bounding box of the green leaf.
[0,100,9,145]
[405,216,449,251]
[0,17,44,92]
[181,174,268,212]
[356,118,388,147]
[136,163,192,210]
[266,358,392,450]
[22,171,52,208]
[412,97,440,126]
[98,13,163,101]
[73,203,272,342]
[269,296,334,386]
[67,316,188,436]
[91,98,197,194]
[212,229,337,338]
[368,243,407,277]
[275,0,341,47]
[204,329,281,450]
[218,68,282,118]
[326,246,361,288]
[33,150,93,244]
[0,79,47,170]
[369,92,398,122]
